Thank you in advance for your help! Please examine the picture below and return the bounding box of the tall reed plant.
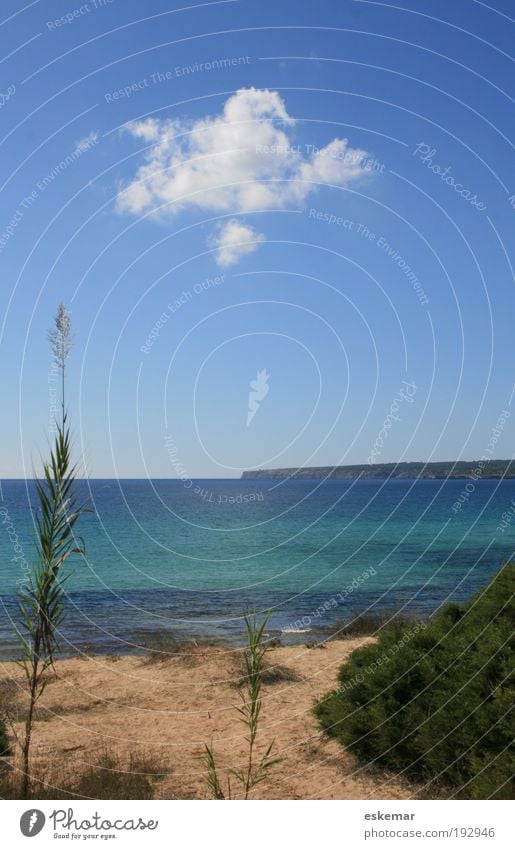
[203,613,281,799]
[16,304,88,798]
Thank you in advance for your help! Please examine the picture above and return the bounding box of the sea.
[0,477,514,656]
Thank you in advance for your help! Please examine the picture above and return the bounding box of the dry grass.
[0,749,170,800]
[246,657,302,686]
[137,631,220,667]
[229,649,301,688]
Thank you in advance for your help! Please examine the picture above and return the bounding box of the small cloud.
[74,130,100,154]
[211,219,265,267]
[122,118,160,143]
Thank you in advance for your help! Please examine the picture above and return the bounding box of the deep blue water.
[1,477,514,655]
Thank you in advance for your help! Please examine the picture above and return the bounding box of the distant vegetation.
[315,564,514,799]
[242,460,515,480]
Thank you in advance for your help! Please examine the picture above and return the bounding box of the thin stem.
[61,361,65,433]
[21,631,41,799]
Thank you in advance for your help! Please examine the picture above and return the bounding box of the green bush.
[315,564,515,799]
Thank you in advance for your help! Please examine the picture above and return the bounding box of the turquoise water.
[0,478,514,654]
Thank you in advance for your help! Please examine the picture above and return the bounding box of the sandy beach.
[0,638,418,800]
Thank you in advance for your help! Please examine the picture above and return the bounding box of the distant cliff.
[241,461,515,480]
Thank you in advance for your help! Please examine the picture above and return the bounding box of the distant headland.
[241,460,515,480]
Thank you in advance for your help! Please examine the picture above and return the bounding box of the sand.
[0,639,417,800]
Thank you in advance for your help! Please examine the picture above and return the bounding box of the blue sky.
[0,0,514,478]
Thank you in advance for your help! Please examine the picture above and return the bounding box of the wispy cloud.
[74,130,99,155]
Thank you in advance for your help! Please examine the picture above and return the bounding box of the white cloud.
[211,219,265,267]
[116,88,371,216]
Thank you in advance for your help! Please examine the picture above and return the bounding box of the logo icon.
[20,810,46,837]
[247,369,270,426]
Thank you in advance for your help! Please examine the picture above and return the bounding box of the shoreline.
[0,610,429,662]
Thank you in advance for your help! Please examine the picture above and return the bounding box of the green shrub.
[315,564,515,799]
